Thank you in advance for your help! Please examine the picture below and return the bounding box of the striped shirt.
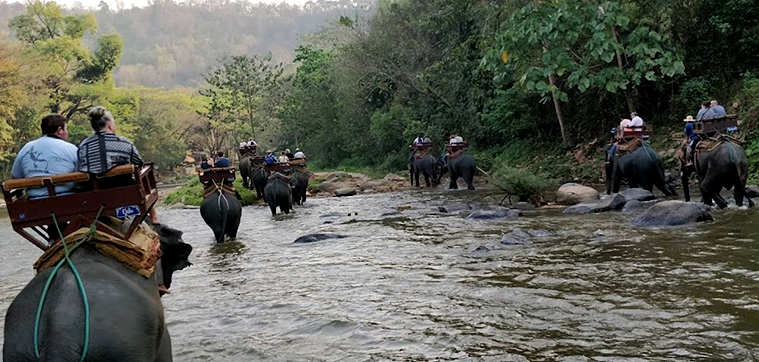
[78,132,142,174]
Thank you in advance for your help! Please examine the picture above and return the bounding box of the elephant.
[239,155,251,189]
[440,153,476,190]
[3,224,192,362]
[410,154,439,187]
[200,190,242,243]
[264,175,293,216]
[679,139,752,208]
[605,142,677,196]
[251,165,268,199]
[290,168,309,205]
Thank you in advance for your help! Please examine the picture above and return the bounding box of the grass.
[163,174,255,206]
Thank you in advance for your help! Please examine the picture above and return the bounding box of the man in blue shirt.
[709,100,727,117]
[11,114,78,199]
[683,116,700,166]
[200,155,212,170]
[696,101,710,121]
[214,151,231,168]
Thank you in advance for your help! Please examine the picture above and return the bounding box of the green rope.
[641,140,654,161]
[34,206,103,362]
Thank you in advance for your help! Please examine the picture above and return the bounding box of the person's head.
[701,101,710,109]
[266,149,272,155]
[295,148,300,152]
[631,112,638,118]
[201,155,208,162]
[248,138,253,141]
[41,114,69,140]
[281,151,286,155]
[217,151,224,158]
[710,100,719,107]
[285,148,290,153]
[88,106,116,133]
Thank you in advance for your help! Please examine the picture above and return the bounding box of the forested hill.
[0,0,375,87]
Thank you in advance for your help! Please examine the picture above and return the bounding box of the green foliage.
[489,166,557,207]
[164,176,254,206]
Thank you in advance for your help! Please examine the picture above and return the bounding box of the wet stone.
[633,201,712,227]
[563,203,599,215]
[294,233,348,244]
[596,193,626,212]
[621,188,656,202]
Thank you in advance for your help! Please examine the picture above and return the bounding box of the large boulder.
[467,206,521,220]
[633,201,712,227]
[383,173,407,183]
[596,193,626,212]
[622,199,645,213]
[621,188,656,202]
[318,181,348,194]
[556,183,600,206]
[334,187,358,197]
[562,203,599,215]
[294,233,348,244]
[326,171,351,182]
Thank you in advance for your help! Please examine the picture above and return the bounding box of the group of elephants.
[604,139,751,208]
[199,154,311,244]
[410,151,478,190]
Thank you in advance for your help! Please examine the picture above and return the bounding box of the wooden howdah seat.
[265,163,293,174]
[693,115,739,136]
[198,167,236,186]
[239,145,257,156]
[447,141,468,153]
[250,156,266,166]
[2,164,159,251]
[411,142,433,151]
[615,126,652,142]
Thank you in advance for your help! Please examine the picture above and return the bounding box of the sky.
[7,0,312,9]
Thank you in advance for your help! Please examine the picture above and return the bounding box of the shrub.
[489,165,557,207]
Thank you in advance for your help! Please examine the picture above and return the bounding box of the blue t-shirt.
[11,136,79,199]
[684,122,699,141]
[696,108,708,121]
[214,157,231,168]
[265,155,276,165]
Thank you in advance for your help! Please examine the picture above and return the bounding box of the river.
[1,187,759,361]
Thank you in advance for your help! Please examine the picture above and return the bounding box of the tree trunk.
[599,6,635,114]
[548,74,567,144]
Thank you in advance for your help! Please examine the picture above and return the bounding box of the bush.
[489,166,557,207]
[163,174,255,206]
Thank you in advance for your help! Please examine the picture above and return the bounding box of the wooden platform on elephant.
[265,163,294,174]
[617,138,644,154]
[615,126,651,141]
[414,149,431,159]
[198,167,235,186]
[446,142,468,153]
[694,115,738,135]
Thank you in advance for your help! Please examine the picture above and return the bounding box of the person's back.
[278,152,289,163]
[293,151,305,159]
[214,151,230,168]
[11,115,78,199]
[265,152,276,165]
[78,107,142,175]
[630,113,644,127]
[696,101,710,121]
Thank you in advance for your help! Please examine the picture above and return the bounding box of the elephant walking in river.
[290,168,309,205]
[680,140,752,208]
[3,224,192,362]
[239,155,251,189]
[605,143,676,196]
[265,176,293,215]
[440,153,476,190]
[251,166,268,199]
[200,191,242,243]
[411,154,439,187]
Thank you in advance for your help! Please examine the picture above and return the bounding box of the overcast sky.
[7,0,311,9]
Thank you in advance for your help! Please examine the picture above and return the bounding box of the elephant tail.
[217,191,230,242]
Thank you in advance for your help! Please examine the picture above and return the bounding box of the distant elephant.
[251,166,268,199]
[200,191,242,243]
[290,168,309,205]
[605,142,676,196]
[411,154,439,187]
[679,139,752,208]
[3,224,192,362]
[440,153,476,190]
[239,155,251,189]
[264,175,293,216]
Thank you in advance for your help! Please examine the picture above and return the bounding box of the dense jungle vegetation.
[1,0,759,193]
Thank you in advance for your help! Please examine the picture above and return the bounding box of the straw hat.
[683,115,695,122]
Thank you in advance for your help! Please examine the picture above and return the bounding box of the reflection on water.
[1,188,759,360]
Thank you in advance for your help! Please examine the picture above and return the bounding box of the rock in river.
[562,203,599,215]
[334,188,358,197]
[556,183,600,206]
[633,201,712,227]
[467,206,521,220]
[596,193,626,212]
[294,233,348,244]
[621,188,656,202]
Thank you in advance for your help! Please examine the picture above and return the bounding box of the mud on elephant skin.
[200,191,242,243]
[3,224,192,362]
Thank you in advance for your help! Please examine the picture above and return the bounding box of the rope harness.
[35,205,104,362]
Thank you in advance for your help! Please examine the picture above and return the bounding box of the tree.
[8,0,123,117]
[199,54,286,141]
[491,0,685,143]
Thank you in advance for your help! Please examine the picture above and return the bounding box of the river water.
[1,187,759,361]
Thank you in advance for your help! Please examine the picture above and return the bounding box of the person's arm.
[10,145,27,178]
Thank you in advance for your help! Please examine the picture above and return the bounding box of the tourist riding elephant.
[439,153,476,190]
[200,190,242,243]
[605,142,677,196]
[290,168,309,205]
[251,166,268,199]
[3,224,192,362]
[264,175,293,216]
[239,155,252,189]
[411,153,439,187]
[679,139,752,208]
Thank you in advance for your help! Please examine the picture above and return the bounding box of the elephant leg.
[269,203,277,216]
[424,173,431,187]
[734,181,745,207]
[682,173,691,202]
[414,170,420,187]
[611,164,622,193]
[465,169,475,190]
[227,216,240,239]
[156,328,173,362]
[213,228,224,243]
[449,172,458,189]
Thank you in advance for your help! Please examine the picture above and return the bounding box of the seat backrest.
[2,172,90,191]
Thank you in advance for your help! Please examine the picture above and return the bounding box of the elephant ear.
[155,224,192,289]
